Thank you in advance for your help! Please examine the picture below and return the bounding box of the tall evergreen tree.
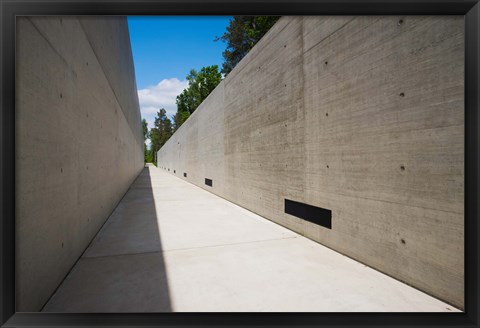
[215,16,280,76]
[150,108,173,159]
[142,118,148,141]
[173,110,190,132]
[142,119,149,164]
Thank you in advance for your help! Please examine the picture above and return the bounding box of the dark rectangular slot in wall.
[184,173,187,178]
[284,199,331,229]
[205,178,213,187]
[174,170,176,174]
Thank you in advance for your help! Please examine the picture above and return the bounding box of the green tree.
[145,146,154,163]
[173,110,190,132]
[173,65,222,131]
[215,16,280,76]
[142,119,149,164]
[150,108,173,164]
[189,66,222,108]
[142,118,149,141]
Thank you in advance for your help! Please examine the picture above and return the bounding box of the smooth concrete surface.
[157,16,464,309]
[43,165,459,312]
[16,17,144,311]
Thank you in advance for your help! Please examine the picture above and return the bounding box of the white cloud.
[139,78,188,150]
[141,106,161,115]
[138,78,188,119]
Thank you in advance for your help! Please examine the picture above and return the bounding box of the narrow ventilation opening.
[284,199,331,229]
[184,173,187,178]
[205,178,213,187]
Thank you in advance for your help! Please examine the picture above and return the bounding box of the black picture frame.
[1,0,478,327]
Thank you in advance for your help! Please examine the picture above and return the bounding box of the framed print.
[1,0,478,327]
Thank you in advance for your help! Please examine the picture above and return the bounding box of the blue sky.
[128,16,231,142]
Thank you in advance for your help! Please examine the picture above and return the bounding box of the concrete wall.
[158,16,464,309]
[16,16,144,311]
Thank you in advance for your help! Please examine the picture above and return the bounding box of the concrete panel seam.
[38,166,144,311]
[27,18,69,68]
[302,16,357,55]
[78,19,142,149]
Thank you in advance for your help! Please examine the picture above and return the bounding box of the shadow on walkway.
[42,164,458,312]
[42,165,172,312]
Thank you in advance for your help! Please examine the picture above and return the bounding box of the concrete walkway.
[43,164,459,312]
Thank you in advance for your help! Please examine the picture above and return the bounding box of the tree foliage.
[142,118,149,141]
[144,66,221,162]
[149,108,173,162]
[142,17,280,163]
[173,65,222,131]
[173,110,191,131]
[144,147,154,164]
[142,119,149,164]
[215,16,280,76]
